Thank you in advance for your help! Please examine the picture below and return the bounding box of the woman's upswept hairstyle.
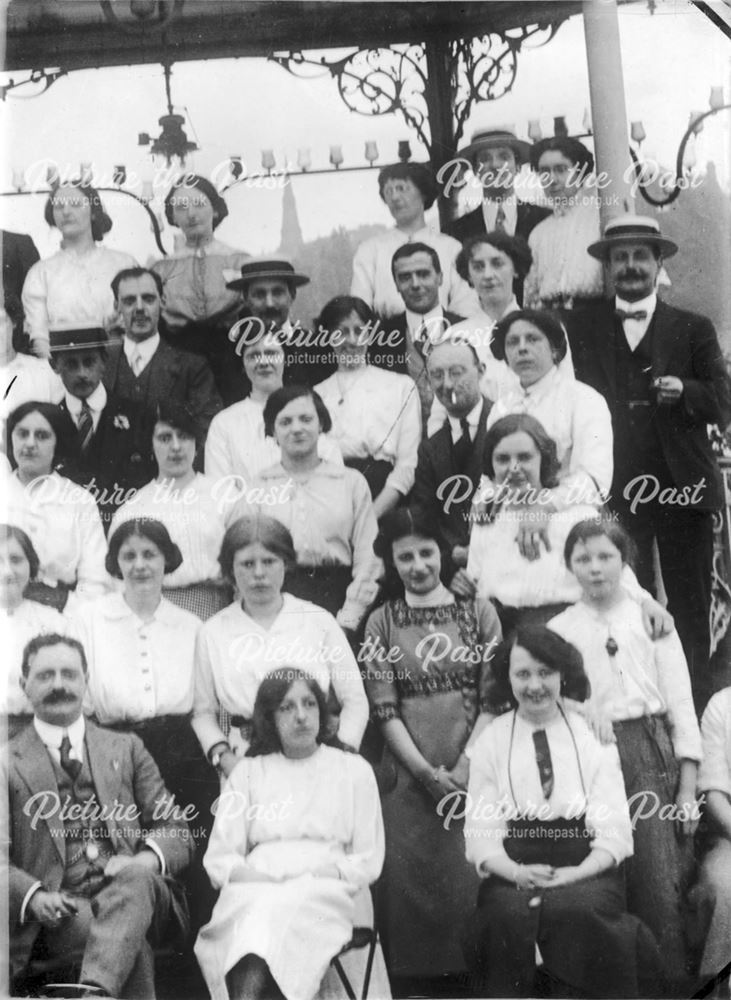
[491,308,568,364]
[490,624,590,706]
[247,667,330,757]
[105,518,183,579]
[0,524,40,581]
[164,174,229,230]
[7,401,73,471]
[150,402,200,453]
[456,232,533,285]
[482,413,560,490]
[44,181,113,242]
[377,162,439,211]
[373,506,449,598]
[316,295,375,336]
[218,515,297,584]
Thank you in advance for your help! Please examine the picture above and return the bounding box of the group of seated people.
[4,125,731,1000]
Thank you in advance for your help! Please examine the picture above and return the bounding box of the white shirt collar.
[406,303,444,337]
[34,713,86,755]
[615,292,657,318]
[521,365,561,400]
[404,583,454,608]
[65,382,107,419]
[481,195,518,235]
[123,333,160,368]
[448,397,483,439]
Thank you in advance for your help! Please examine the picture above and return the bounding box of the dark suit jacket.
[103,338,222,457]
[412,396,492,552]
[566,299,731,510]
[446,201,551,246]
[56,394,153,525]
[369,309,465,374]
[7,720,193,976]
[2,230,40,349]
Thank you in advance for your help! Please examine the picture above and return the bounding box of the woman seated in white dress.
[315,295,421,518]
[195,666,385,1000]
[464,625,661,997]
[109,402,231,620]
[193,515,368,777]
[1,523,76,738]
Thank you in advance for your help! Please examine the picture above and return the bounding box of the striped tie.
[494,199,506,232]
[77,400,94,453]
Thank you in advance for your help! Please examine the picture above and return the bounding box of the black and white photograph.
[2,1,731,998]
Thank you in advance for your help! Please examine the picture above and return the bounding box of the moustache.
[44,690,76,704]
[619,271,644,280]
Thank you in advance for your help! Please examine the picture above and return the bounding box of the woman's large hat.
[587,214,678,260]
[456,126,531,166]
[225,258,310,291]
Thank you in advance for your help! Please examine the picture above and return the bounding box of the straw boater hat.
[49,322,109,353]
[225,258,310,291]
[587,214,678,260]
[457,126,531,166]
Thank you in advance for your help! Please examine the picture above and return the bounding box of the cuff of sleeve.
[143,839,166,876]
[20,882,44,924]
[591,837,624,867]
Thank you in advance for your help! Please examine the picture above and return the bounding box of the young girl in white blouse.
[549,516,701,994]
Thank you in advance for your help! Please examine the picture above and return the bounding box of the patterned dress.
[363,595,501,977]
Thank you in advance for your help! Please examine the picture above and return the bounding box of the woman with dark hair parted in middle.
[362,505,501,994]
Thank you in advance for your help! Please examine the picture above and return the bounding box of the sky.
[0,0,729,263]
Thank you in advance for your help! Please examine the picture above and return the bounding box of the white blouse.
[465,709,634,872]
[2,599,77,715]
[74,591,200,723]
[193,593,368,755]
[108,474,227,588]
[22,245,137,348]
[1,355,63,424]
[549,597,702,762]
[486,366,613,509]
[204,396,342,486]
[315,366,421,496]
[350,224,478,318]
[524,193,604,308]
[4,471,109,606]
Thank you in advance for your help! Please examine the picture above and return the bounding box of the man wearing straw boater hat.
[50,322,144,527]
[227,257,333,385]
[447,127,550,245]
[568,213,731,711]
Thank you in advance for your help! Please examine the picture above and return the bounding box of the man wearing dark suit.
[2,229,40,351]
[104,267,222,469]
[445,128,549,304]
[226,258,334,388]
[567,215,731,711]
[412,337,491,586]
[8,633,193,997]
[371,242,464,434]
[50,325,149,529]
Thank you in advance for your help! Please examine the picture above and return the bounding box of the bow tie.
[615,308,648,322]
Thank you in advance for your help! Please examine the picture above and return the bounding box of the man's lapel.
[650,300,683,378]
[12,726,66,866]
[84,722,127,845]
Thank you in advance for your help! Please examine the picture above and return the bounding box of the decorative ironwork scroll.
[270,19,566,157]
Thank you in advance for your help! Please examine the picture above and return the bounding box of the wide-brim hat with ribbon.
[587,214,678,260]
[457,126,531,166]
[225,258,310,291]
[50,322,110,353]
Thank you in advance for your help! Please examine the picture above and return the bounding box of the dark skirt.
[462,817,662,998]
[344,457,393,501]
[613,714,696,989]
[285,565,353,619]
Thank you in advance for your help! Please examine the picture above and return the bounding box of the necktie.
[60,733,82,781]
[615,308,648,322]
[452,417,472,471]
[77,399,94,452]
[130,349,143,376]
[494,199,506,232]
[532,729,554,800]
